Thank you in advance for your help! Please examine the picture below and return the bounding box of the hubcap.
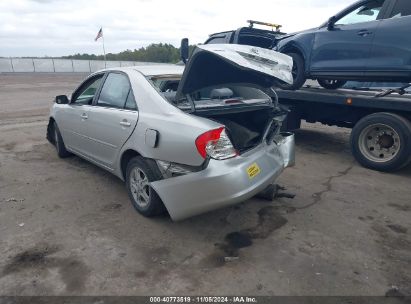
[358,123,401,163]
[129,167,150,208]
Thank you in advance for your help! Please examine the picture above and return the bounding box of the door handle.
[357,29,372,37]
[120,120,131,127]
[81,113,88,119]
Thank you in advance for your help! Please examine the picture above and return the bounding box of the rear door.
[366,0,411,77]
[310,0,387,75]
[81,72,139,168]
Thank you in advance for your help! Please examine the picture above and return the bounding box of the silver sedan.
[47,44,295,221]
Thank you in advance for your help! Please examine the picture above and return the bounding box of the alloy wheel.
[129,167,151,208]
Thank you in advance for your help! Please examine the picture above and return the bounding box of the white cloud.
[0,0,349,57]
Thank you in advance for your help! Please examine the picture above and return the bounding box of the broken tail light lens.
[195,127,238,160]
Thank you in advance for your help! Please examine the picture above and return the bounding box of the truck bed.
[274,83,411,131]
[276,85,411,113]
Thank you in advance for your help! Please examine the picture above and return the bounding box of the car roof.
[97,64,184,77]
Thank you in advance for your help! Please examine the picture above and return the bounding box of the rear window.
[237,35,274,48]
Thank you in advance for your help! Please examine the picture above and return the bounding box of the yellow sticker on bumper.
[247,163,261,179]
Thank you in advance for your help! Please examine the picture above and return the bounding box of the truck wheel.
[53,122,72,158]
[317,79,347,90]
[351,113,411,172]
[277,52,306,90]
[125,156,166,217]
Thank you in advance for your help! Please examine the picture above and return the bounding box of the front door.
[81,72,139,168]
[310,0,386,75]
[56,74,105,156]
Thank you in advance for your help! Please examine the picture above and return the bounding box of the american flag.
[94,27,103,41]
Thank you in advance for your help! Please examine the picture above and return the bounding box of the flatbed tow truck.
[203,21,411,172]
[276,83,411,172]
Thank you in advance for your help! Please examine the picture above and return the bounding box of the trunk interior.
[196,108,273,153]
[190,85,275,153]
[153,79,278,153]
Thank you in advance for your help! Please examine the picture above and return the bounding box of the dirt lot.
[0,73,410,296]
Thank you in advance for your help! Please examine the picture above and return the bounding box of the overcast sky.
[0,0,349,57]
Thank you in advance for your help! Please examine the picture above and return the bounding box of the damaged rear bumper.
[151,132,295,221]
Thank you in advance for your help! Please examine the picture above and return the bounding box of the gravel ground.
[0,73,410,296]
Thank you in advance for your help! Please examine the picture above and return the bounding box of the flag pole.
[101,27,107,68]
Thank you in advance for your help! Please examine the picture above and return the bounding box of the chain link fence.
[0,58,160,73]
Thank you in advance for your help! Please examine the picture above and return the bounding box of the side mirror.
[327,16,337,30]
[180,38,189,64]
[55,95,69,104]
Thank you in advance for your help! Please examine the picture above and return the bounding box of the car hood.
[175,44,293,100]
[275,27,317,41]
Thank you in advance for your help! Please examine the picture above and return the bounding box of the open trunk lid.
[175,44,293,101]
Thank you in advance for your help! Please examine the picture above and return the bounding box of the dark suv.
[275,0,411,90]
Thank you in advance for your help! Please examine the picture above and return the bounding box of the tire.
[125,156,166,217]
[277,52,306,90]
[53,122,72,158]
[351,113,411,172]
[317,79,347,90]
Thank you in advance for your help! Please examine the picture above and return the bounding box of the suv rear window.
[237,35,274,48]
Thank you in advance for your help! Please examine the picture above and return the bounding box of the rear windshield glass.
[149,75,272,112]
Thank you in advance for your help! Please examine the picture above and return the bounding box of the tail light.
[195,127,238,160]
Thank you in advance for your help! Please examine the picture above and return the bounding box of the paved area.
[0,73,410,296]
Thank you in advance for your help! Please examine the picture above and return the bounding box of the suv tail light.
[195,127,238,160]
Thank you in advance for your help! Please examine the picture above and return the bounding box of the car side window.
[389,0,411,18]
[124,91,137,111]
[336,0,385,26]
[97,73,131,109]
[72,75,104,105]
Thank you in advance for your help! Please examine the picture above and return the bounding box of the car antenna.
[247,20,282,32]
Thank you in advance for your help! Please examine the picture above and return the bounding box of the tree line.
[63,43,196,63]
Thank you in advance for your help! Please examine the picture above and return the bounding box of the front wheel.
[351,113,411,172]
[125,156,166,217]
[317,79,347,90]
[277,52,306,90]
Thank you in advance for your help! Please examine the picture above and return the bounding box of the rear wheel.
[125,156,166,217]
[351,113,411,172]
[317,79,347,90]
[277,52,306,90]
[53,122,71,158]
